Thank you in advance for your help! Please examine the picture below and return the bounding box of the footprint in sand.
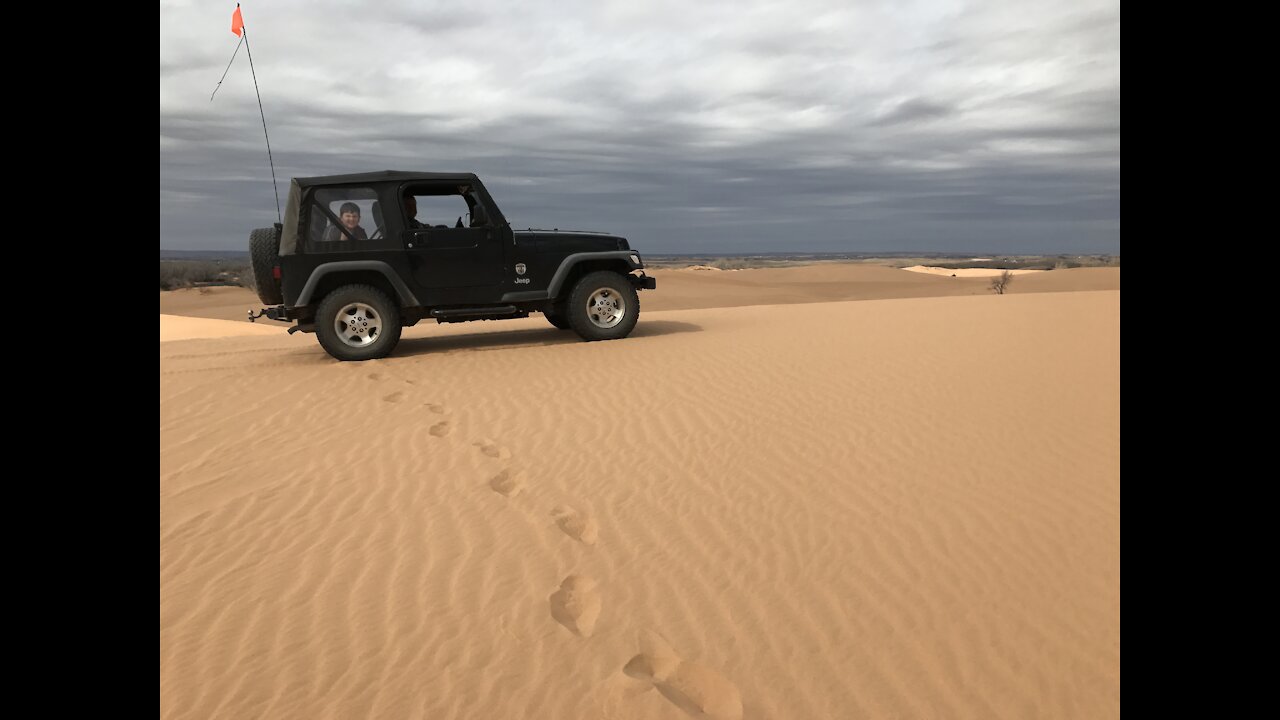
[382,390,405,403]
[623,630,743,720]
[551,505,599,545]
[474,438,512,460]
[425,403,451,415]
[489,469,526,497]
[429,421,452,437]
[549,575,601,638]
[368,372,387,381]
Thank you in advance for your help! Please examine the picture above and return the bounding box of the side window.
[403,185,487,230]
[308,187,382,247]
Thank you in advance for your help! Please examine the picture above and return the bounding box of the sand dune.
[160,314,286,342]
[902,265,1046,277]
[624,630,744,720]
[160,290,1120,719]
[159,265,1120,319]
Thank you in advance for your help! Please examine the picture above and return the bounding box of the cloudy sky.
[159,0,1120,255]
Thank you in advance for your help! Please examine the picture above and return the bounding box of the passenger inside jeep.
[322,202,369,242]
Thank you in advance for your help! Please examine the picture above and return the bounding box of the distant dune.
[160,264,1121,322]
[902,265,1045,277]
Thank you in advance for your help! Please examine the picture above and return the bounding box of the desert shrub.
[160,261,253,290]
[990,270,1014,294]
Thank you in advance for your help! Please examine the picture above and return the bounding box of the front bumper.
[629,272,657,291]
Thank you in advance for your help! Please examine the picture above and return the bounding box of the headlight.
[630,253,641,266]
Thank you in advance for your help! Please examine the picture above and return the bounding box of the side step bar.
[430,306,529,324]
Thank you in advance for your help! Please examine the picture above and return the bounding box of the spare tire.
[249,226,283,305]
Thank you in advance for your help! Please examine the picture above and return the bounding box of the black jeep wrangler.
[247,171,656,361]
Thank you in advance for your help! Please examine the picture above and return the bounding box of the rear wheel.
[315,284,403,361]
[566,271,640,341]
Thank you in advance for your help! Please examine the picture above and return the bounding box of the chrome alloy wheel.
[334,302,382,347]
[586,287,626,328]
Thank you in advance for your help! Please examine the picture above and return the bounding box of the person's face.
[405,196,417,217]
[341,210,360,229]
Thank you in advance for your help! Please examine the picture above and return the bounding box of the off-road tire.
[566,271,640,342]
[315,284,403,361]
[249,227,283,305]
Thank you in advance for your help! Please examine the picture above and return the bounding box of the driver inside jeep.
[404,194,426,230]
[322,202,369,242]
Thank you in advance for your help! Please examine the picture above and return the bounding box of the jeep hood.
[514,229,630,253]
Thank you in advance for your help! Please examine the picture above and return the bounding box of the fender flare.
[295,261,420,307]
[545,251,643,298]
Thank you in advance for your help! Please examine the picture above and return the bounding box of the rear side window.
[308,187,384,247]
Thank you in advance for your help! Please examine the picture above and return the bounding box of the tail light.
[272,266,282,280]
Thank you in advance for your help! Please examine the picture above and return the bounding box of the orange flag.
[231,5,244,37]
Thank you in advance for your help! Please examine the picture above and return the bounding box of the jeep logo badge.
[515,263,527,275]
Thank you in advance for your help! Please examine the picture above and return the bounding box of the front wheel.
[315,284,403,361]
[566,271,640,342]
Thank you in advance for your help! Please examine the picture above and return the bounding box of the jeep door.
[400,183,507,301]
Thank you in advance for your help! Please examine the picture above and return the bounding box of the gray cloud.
[870,98,957,126]
[160,0,1120,254]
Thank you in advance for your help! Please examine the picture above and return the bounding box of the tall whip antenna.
[242,23,281,224]
[214,4,281,224]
